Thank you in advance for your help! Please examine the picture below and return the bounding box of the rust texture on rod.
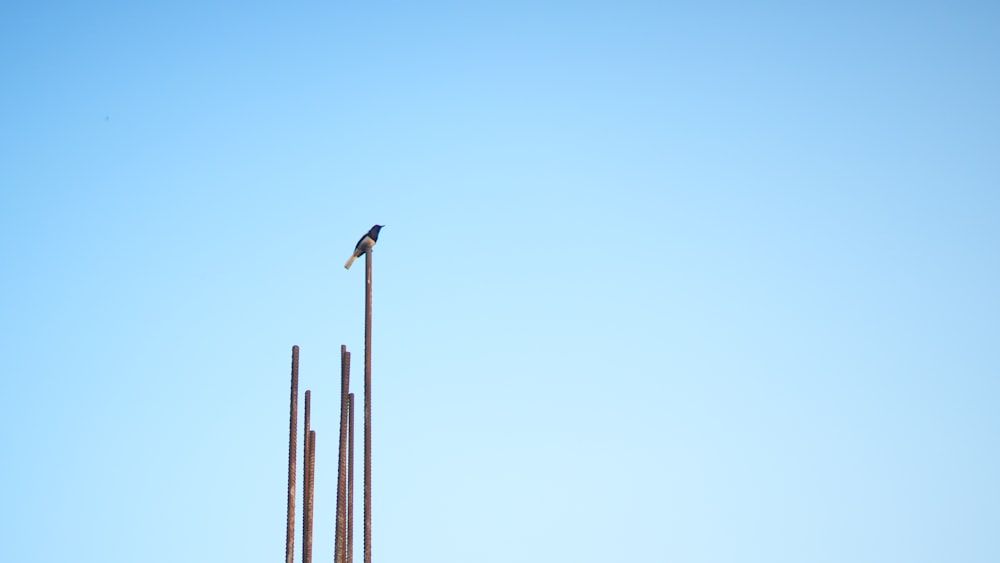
[364,248,373,563]
[302,390,312,563]
[285,346,300,563]
[347,392,355,563]
[336,347,351,563]
[305,430,317,563]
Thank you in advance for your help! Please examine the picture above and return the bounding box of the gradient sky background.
[2,2,999,562]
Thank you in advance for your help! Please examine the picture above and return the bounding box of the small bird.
[344,225,384,269]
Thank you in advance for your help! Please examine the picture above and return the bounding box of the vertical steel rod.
[363,248,373,563]
[286,346,300,563]
[302,390,312,563]
[336,347,351,563]
[306,430,317,563]
[347,392,355,563]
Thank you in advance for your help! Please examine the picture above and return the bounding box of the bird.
[344,225,384,269]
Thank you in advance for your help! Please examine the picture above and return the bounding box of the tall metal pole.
[336,346,351,563]
[363,248,373,563]
[285,346,300,563]
[302,390,312,563]
[347,392,355,563]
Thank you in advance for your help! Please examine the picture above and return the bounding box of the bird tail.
[344,253,357,269]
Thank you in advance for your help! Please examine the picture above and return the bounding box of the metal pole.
[285,346,300,563]
[302,390,312,563]
[364,248,373,563]
[306,430,317,563]
[336,347,351,563]
[347,392,355,563]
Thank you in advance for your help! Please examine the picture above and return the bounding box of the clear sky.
[2,2,998,562]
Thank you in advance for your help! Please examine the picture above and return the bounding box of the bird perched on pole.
[344,225,384,269]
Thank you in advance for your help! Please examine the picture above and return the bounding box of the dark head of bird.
[369,224,384,241]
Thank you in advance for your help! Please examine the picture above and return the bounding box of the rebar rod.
[306,430,316,563]
[336,347,351,563]
[347,392,355,563]
[364,248,373,563]
[285,346,300,563]
[302,390,312,563]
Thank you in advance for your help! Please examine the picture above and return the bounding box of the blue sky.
[2,2,999,562]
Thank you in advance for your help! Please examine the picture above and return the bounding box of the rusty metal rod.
[285,346,300,563]
[302,390,312,563]
[306,430,316,563]
[364,248,373,563]
[347,392,355,563]
[336,347,351,563]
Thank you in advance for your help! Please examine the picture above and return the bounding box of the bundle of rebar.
[282,245,375,563]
